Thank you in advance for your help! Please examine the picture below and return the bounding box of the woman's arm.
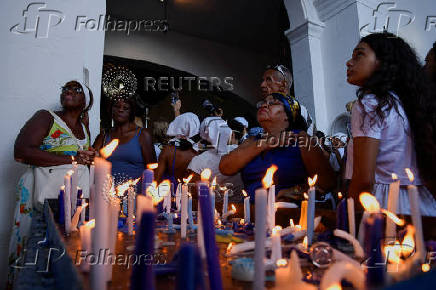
[139,128,157,165]
[14,110,74,166]
[92,132,105,153]
[298,131,337,192]
[219,138,266,175]
[348,136,379,209]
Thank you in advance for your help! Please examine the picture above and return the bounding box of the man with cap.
[260,65,314,135]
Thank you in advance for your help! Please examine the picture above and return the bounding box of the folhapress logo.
[10,2,64,38]
[360,2,415,36]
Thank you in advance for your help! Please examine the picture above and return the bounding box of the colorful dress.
[8,110,89,284]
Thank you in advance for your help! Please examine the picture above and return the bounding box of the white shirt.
[345,93,421,185]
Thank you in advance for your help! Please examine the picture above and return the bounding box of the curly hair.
[357,32,436,185]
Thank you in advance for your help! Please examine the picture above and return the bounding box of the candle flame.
[295,225,302,230]
[276,258,287,267]
[71,156,75,162]
[217,219,222,226]
[422,264,431,272]
[86,219,95,229]
[401,225,415,257]
[147,163,158,169]
[60,185,65,190]
[231,204,236,212]
[326,284,342,290]
[405,168,414,182]
[67,170,74,176]
[211,176,217,187]
[227,243,233,253]
[131,178,140,186]
[308,174,318,187]
[272,226,282,235]
[183,174,194,184]
[302,236,308,248]
[304,192,308,199]
[242,190,248,198]
[392,173,398,180]
[146,181,164,205]
[240,219,245,225]
[100,139,119,158]
[262,165,278,189]
[384,240,402,264]
[359,192,380,213]
[174,213,178,218]
[338,192,343,199]
[82,202,88,209]
[116,180,132,196]
[380,209,405,226]
[201,169,212,181]
[290,219,295,227]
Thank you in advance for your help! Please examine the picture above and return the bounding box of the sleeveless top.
[40,110,90,155]
[241,135,307,202]
[105,128,145,181]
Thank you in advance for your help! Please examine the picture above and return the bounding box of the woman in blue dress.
[220,93,335,202]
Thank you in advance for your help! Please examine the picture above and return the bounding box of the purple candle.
[142,163,156,195]
[363,213,385,288]
[336,199,349,231]
[58,186,65,224]
[131,211,155,290]
[176,244,204,290]
[198,183,223,290]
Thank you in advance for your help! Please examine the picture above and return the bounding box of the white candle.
[71,202,88,231]
[79,219,95,272]
[163,184,172,214]
[71,158,78,215]
[243,190,250,224]
[181,183,188,238]
[347,197,355,237]
[92,156,112,289]
[64,171,73,235]
[254,186,267,290]
[386,174,400,239]
[175,183,182,212]
[188,194,193,227]
[222,204,236,221]
[267,184,276,232]
[405,168,425,262]
[307,175,317,246]
[271,226,282,263]
[127,186,135,235]
[108,197,120,281]
[222,189,229,216]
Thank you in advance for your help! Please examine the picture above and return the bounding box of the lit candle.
[347,197,355,237]
[64,170,73,235]
[197,169,211,259]
[188,193,193,228]
[175,182,182,212]
[243,190,250,224]
[299,199,307,230]
[210,177,217,218]
[163,183,172,214]
[222,188,229,217]
[254,166,275,290]
[222,204,236,222]
[78,187,86,225]
[386,173,400,240]
[91,139,118,290]
[71,156,79,215]
[71,202,88,231]
[127,186,135,235]
[405,168,425,262]
[271,226,282,263]
[198,180,223,290]
[142,163,157,195]
[307,175,317,246]
[58,186,65,224]
[267,172,277,232]
[79,219,95,272]
[181,182,188,238]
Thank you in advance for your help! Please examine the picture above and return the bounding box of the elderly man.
[260,65,314,135]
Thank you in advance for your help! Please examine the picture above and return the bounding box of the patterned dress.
[8,110,89,284]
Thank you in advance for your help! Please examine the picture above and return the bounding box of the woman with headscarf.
[220,93,336,202]
[155,112,200,186]
[10,80,94,283]
[188,117,244,202]
[93,96,156,191]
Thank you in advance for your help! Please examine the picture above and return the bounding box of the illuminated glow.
[392,173,398,180]
[211,177,217,187]
[183,174,194,184]
[242,190,248,198]
[227,243,233,252]
[239,219,245,225]
[384,240,402,264]
[146,181,165,205]
[401,225,415,257]
[147,163,158,169]
[326,284,342,290]
[338,192,343,199]
[304,192,308,199]
[405,168,414,182]
[231,204,236,212]
[381,209,405,226]
[290,219,295,227]
[100,139,119,158]
[262,165,278,189]
[201,168,212,181]
[359,192,380,213]
[85,219,95,228]
[302,236,308,249]
[276,258,287,267]
[308,174,318,187]
[272,226,282,235]
[217,219,222,226]
[422,264,431,272]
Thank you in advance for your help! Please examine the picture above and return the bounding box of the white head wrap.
[167,112,200,138]
[75,81,91,109]
[200,117,232,154]
[233,117,248,128]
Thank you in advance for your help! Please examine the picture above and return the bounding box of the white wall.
[104,30,274,103]
[0,0,105,286]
